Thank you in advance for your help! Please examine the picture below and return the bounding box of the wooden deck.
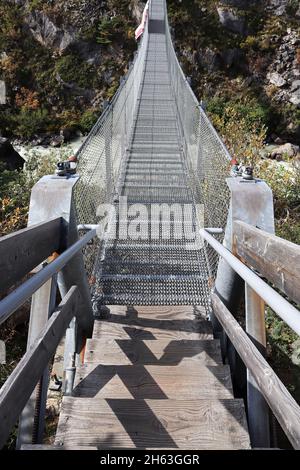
[55,306,250,450]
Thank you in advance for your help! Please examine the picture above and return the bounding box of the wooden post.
[16,274,57,448]
[16,174,94,448]
[214,177,275,394]
[0,287,80,449]
[245,284,270,448]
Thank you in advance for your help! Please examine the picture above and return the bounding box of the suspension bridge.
[0,0,300,450]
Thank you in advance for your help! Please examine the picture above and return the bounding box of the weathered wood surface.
[84,338,222,366]
[211,292,300,450]
[55,397,250,450]
[0,286,79,449]
[93,305,212,341]
[245,284,270,447]
[56,303,251,449]
[0,218,62,295]
[73,363,233,399]
[93,320,212,340]
[98,305,206,320]
[233,220,300,305]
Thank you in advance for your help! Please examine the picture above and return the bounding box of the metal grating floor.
[93,14,210,307]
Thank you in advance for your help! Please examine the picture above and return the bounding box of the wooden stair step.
[55,398,250,450]
[97,305,206,321]
[84,338,223,366]
[73,363,233,399]
[92,319,213,341]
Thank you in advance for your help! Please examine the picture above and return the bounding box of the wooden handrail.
[0,218,62,295]
[211,292,300,450]
[233,220,300,305]
[0,286,80,449]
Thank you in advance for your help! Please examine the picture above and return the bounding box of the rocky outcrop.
[270,142,300,160]
[129,0,145,23]
[0,138,24,170]
[25,10,76,53]
[267,0,289,16]
[267,72,286,87]
[265,29,300,108]
[217,7,247,35]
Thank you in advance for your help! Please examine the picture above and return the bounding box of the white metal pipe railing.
[200,228,300,336]
[0,229,97,325]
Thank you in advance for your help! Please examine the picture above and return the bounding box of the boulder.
[50,135,64,147]
[270,143,300,160]
[289,89,300,107]
[291,80,300,92]
[0,137,24,170]
[267,71,286,87]
[269,0,288,16]
[217,7,247,35]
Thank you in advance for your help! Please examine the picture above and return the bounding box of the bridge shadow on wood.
[106,399,178,448]
[97,305,210,336]
[73,364,168,399]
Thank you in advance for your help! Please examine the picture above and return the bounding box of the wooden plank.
[84,338,223,366]
[99,305,206,320]
[92,319,213,341]
[0,286,80,449]
[17,275,57,447]
[0,218,62,295]
[211,292,300,450]
[55,398,250,449]
[73,363,233,399]
[233,220,300,305]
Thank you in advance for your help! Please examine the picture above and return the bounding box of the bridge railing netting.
[163,0,231,278]
[74,0,233,282]
[73,21,149,277]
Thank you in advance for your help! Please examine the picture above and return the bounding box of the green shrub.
[27,0,44,11]
[258,159,300,244]
[207,95,270,130]
[79,109,99,133]
[55,55,96,89]
[97,15,130,45]
[12,108,49,139]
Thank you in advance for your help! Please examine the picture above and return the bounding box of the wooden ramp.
[55,306,250,450]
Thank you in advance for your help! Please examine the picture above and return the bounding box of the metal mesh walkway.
[75,0,232,311]
[90,2,209,307]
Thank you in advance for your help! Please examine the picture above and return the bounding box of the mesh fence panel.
[164,0,231,278]
[73,0,232,303]
[74,22,149,279]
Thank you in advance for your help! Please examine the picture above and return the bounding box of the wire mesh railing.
[74,0,233,293]
[163,0,231,277]
[73,18,149,278]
